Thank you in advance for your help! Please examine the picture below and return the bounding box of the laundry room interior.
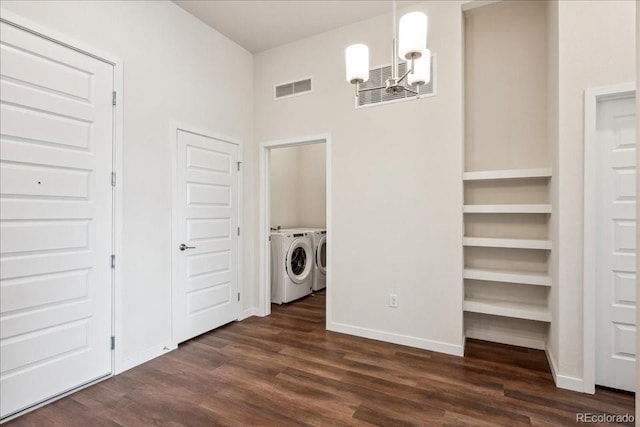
[269,142,327,309]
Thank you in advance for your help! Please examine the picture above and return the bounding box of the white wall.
[270,143,326,229]
[255,1,465,353]
[0,0,255,371]
[298,143,327,228]
[546,0,560,381]
[555,0,636,381]
[270,146,300,228]
[464,0,549,171]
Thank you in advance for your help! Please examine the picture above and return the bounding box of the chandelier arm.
[403,86,419,95]
[357,85,386,94]
[397,68,412,84]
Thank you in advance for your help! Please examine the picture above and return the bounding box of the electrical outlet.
[389,293,398,308]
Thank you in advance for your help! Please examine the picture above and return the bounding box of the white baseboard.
[327,321,464,357]
[116,343,176,374]
[545,348,584,393]
[237,307,259,321]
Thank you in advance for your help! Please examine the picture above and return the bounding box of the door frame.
[583,82,636,394]
[258,133,332,320]
[169,122,244,348]
[0,8,125,417]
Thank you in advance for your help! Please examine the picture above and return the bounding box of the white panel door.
[174,130,240,344]
[595,95,636,392]
[0,22,113,418]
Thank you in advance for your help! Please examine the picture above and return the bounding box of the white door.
[174,129,240,344]
[0,22,113,418]
[595,94,636,392]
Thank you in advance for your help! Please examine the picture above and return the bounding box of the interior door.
[174,129,240,344]
[595,94,636,392]
[0,22,113,418]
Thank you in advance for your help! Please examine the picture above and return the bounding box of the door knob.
[179,243,196,251]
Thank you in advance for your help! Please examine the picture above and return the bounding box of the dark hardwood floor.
[9,291,635,426]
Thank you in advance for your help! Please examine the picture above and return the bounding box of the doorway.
[584,84,636,393]
[259,134,331,320]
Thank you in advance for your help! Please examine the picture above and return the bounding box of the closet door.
[0,21,114,418]
[595,95,636,392]
[173,129,240,344]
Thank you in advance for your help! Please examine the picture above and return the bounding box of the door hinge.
[110,336,115,350]
[237,292,240,302]
[112,91,117,106]
[111,254,115,269]
[111,172,116,187]
[237,227,240,236]
[269,236,271,241]
[237,161,241,171]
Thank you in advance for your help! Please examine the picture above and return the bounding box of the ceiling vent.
[356,55,435,108]
[274,78,313,100]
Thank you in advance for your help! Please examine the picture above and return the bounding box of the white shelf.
[463,268,551,287]
[463,168,552,181]
[463,204,552,214]
[463,297,551,322]
[463,237,551,250]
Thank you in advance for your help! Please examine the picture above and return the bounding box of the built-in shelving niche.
[463,0,552,351]
[462,170,552,350]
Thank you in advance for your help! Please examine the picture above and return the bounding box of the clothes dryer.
[270,230,313,304]
[282,228,326,291]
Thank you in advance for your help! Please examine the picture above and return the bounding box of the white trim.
[169,122,244,349]
[112,51,125,376]
[583,82,636,395]
[237,307,259,321]
[325,134,333,327]
[546,348,585,393]
[273,75,314,101]
[119,342,176,374]
[545,348,559,385]
[463,168,552,181]
[0,9,121,66]
[258,134,332,319]
[461,0,502,12]
[0,8,126,379]
[328,321,464,357]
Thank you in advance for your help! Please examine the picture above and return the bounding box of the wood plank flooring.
[8,291,635,426]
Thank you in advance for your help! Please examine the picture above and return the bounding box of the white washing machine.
[307,229,326,291]
[270,230,313,304]
[284,228,326,291]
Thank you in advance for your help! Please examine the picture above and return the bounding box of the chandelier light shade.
[398,12,428,60]
[345,44,370,84]
[408,49,431,86]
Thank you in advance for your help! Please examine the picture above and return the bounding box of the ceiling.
[173,1,420,54]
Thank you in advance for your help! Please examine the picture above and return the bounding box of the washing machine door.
[316,235,327,275]
[286,238,312,283]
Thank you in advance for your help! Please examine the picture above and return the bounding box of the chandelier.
[345,2,430,98]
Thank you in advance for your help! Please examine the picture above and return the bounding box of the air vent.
[274,78,313,100]
[356,55,435,108]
